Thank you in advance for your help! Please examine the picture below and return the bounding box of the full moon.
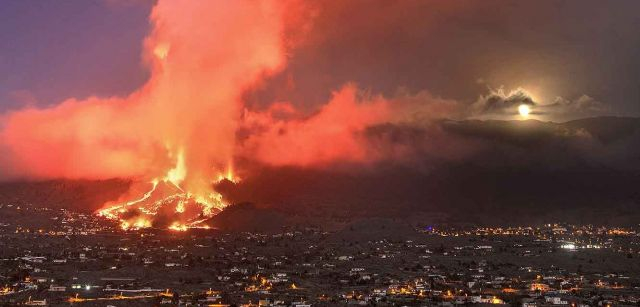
[518,104,531,117]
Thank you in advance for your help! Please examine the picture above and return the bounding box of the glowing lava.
[97,151,238,231]
[1,1,287,232]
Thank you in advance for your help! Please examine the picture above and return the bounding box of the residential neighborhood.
[1,202,640,306]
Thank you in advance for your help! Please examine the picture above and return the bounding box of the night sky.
[2,0,639,116]
[0,0,151,111]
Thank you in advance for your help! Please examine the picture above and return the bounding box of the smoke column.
[1,1,288,200]
[0,0,464,216]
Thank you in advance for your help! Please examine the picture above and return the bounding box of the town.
[1,202,639,306]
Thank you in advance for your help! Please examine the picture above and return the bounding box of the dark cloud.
[225,117,640,224]
[540,95,610,120]
[361,116,640,172]
[472,87,536,116]
[470,87,612,120]
[2,0,639,116]
[243,0,640,117]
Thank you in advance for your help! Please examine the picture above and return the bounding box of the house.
[545,296,568,305]
[25,298,47,306]
[48,285,66,292]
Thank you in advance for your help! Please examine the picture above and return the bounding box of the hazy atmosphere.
[1,1,640,306]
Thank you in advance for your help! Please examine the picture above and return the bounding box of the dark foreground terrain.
[1,202,640,306]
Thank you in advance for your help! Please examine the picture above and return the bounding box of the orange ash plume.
[0,1,464,231]
[239,85,461,167]
[0,0,290,230]
[241,85,391,166]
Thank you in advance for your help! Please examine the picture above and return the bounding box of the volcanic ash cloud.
[0,1,288,192]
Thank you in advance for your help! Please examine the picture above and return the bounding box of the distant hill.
[564,116,640,143]
[0,179,130,213]
[223,116,640,225]
[207,203,290,233]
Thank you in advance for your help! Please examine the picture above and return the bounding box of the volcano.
[98,179,224,231]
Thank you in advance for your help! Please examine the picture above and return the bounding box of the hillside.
[1,117,639,226]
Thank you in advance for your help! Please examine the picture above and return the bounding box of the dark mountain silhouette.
[222,117,640,225]
[207,202,289,233]
[0,179,130,212]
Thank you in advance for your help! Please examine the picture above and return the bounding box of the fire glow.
[0,1,289,231]
[0,0,454,231]
[97,151,237,231]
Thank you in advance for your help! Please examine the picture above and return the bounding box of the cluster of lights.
[561,243,602,250]
[71,284,92,291]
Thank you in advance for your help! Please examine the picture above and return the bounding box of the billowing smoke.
[1,0,632,227]
[0,1,290,200]
[1,0,639,231]
[0,0,467,225]
[0,0,467,188]
[239,84,462,167]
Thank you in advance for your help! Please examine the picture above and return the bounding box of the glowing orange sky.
[0,0,635,188]
[1,1,288,193]
[0,0,461,185]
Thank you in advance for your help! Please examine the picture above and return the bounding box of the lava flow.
[97,151,239,231]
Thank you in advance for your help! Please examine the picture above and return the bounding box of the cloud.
[471,87,537,117]
[0,0,292,195]
[540,95,610,120]
[238,84,462,167]
[1,0,472,185]
[471,86,612,121]
[0,0,629,189]
[222,116,640,225]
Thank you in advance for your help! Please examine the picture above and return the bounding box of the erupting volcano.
[0,1,290,230]
[97,151,239,231]
[0,1,420,230]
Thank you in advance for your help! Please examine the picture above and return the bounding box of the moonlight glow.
[518,104,531,117]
